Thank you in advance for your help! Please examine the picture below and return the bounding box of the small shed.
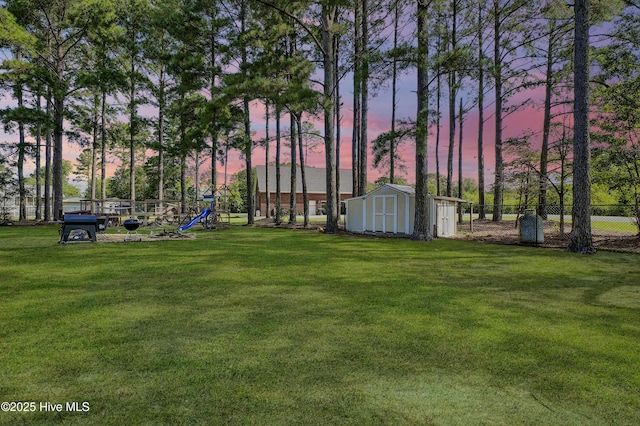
[345,184,465,238]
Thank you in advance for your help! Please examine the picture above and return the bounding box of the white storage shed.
[344,184,465,238]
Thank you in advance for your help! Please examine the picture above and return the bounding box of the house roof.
[255,165,353,195]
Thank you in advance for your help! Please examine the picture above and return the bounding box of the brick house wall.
[255,166,353,217]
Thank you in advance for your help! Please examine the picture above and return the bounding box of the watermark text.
[1,401,90,413]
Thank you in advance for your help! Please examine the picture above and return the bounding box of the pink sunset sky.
[221,74,548,187]
[1,70,549,192]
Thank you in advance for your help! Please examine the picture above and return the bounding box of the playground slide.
[178,208,211,232]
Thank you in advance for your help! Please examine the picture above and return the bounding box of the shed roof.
[384,184,416,194]
[346,183,468,203]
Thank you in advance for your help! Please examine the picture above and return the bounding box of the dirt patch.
[454,219,640,254]
[95,231,197,243]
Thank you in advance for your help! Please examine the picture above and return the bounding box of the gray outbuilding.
[344,184,465,238]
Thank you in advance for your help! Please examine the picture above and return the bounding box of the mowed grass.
[0,225,639,425]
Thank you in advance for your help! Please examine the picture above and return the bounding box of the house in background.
[345,184,466,238]
[0,185,52,220]
[0,186,104,220]
[255,165,353,216]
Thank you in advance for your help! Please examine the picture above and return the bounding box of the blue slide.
[178,208,211,232]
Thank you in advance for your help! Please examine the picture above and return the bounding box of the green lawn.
[1,225,639,425]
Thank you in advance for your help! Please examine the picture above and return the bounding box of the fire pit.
[123,218,141,241]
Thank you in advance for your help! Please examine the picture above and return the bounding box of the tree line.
[1,0,638,252]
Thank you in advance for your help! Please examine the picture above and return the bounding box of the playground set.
[177,195,221,232]
[59,190,231,243]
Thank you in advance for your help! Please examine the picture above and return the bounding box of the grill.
[123,218,140,231]
[60,214,97,243]
[123,218,141,241]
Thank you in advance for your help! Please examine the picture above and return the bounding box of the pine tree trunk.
[289,112,297,224]
[195,152,200,203]
[129,45,138,212]
[322,5,338,233]
[17,83,27,221]
[458,97,463,223]
[129,54,136,212]
[568,0,595,254]
[275,106,282,224]
[91,93,98,211]
[390,0,399,184]
[53,94,65,221]
[539,25,554,220]
[52,40,65,221]
[241,0,254,225]
[358,0,369,197]
[436,75,441,196]
[101,91,107,211]
[180,153,187,213]
[209,19,218,196]
[447,0,457,198]
[158,68,166,204]
[35,95,42,220]
[477,0,486,219]
[492,1,503,222]
[45,95,52,222]
[244,97,254,224]
[352,1,361,198]
[448,72,455,197]
[297,113,309,227]
[412,0,433,241]
[265,101,270,218]
[335,36,342,216]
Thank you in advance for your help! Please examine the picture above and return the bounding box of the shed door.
[373,195,397,233]
[437,201,456,237]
